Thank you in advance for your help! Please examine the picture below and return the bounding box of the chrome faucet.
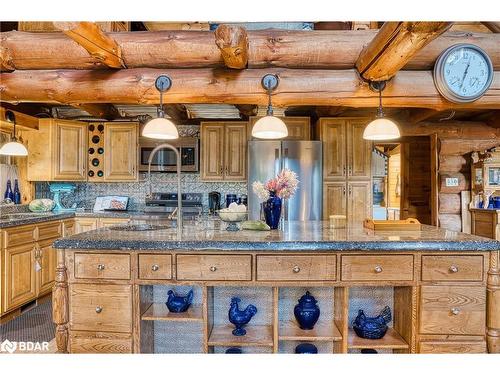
[147,143,182,235]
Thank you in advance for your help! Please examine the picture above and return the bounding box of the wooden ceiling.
[1,21,499,126]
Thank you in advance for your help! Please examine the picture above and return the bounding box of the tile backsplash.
[35,173,247,212]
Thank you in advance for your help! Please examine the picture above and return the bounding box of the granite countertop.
[0,212,75,228]
[53,221,500,252]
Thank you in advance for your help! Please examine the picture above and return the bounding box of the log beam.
[482,22,500,33]
[408,108,441,123]
[2,29,500,71]
[356,22,453,81]
[214,24,248,69]
[163,104,189,123]
[53,22,124,68]
[0,106,39,130]
[2,68,500,111]
[71,103,121,120]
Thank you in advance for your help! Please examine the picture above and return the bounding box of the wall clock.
[433,43,493,103]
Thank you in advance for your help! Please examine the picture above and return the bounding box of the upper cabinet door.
[283,117,311,140]
[224,123,247,181]
[53,121,87,180]
[320,119,346,181]
[104,123,138,181]
[347,119,371,180]
[201,122,225,181]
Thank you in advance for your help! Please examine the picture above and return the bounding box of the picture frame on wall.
[485,163,500,189]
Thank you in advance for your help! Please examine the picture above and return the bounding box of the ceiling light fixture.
[363,81,401,141]
[0,110,28,156]
[142,75,179,140]
[251,74,288,139]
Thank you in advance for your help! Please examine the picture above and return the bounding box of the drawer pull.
[451,308,460,315]
[97,264,105,271]
[449,265,459,273]
[374,265,383,273]
[95,306,103,314]
[292,265,301,273]
[151,264,159,272]
[209,266,217,272]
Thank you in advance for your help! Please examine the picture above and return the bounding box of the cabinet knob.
[97,264,105,271]
[151,264,159,272]
[374,265,383,273]
[209,266,217,272]
[451,307,460,315]
[292,265,301,273]
[95,306,103,314]
[449,265,459,273]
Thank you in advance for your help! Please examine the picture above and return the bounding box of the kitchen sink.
[108,224,172,231]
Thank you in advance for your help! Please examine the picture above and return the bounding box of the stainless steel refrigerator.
[247,140,322,221]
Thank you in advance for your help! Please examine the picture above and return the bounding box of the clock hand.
[460,60,471,89]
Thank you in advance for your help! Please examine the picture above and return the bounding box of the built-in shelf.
[141,303,203,322]
[208,325,274,347]
[347,328,409,350]
[279,321,342,342]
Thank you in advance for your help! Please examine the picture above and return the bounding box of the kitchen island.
[52,221,500,354]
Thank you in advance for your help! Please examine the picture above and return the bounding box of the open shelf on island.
[141,303,203,322]
[347,328,409,350]
[279,321,342,342]
[208,325,274,347]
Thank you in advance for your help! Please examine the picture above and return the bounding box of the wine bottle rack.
[87,122,105,181]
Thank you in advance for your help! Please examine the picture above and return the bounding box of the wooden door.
[104,123,138,181]
[200,123,224,181]
[347,119,371,180]
[75,218,98,234]
[320,119,346,180]
[224,123,247,181]
[37,240,56,296]
[53,120,87,180]
[347,181,372,223]
[323,182,347,220]
[5,244,36,311]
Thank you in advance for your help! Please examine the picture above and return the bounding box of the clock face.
[434,44,493,103]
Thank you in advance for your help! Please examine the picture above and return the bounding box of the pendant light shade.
[142,75,179,140]
[363,81,400,141]
[251,74,288,140]
[0,111,28,157]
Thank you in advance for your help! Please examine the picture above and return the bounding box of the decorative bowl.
[218,209,247,231]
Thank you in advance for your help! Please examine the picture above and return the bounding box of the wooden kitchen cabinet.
[323,182,347,216]
[37,239,56,296]
[200,122,247,181]
[249,116,311,140]
[347,181,372,223]
[4,243,37,311]
[26,119,87,181]
[75,218,98,234]
[347,119,372,180]
[320,120,346,179]
[104,122,138,181]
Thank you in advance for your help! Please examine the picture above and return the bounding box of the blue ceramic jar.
[294,291,320,330]
[295,343,318,354]
[263,191,282,229]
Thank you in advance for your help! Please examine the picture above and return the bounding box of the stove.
[145,192,203,216]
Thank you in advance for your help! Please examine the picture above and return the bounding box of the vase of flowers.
[252,169,299,230]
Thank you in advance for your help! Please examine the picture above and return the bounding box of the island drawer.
[419,286,485,335]
[176,254,252,281]
[340,255,413,281]
[138,254,172,280]
[256,255,336,281]
[421,255,484,282]
[37,221,62,240]
[69,331,133,353]
[2,225,36,248]
[418,340,487,354]
[70,284,132,333]
[74,253,131,280]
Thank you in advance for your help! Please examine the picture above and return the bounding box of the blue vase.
[295,343,318,354]
[263,191,282,230]
[294,291,320,330]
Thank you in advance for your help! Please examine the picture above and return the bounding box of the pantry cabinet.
[200,122,247,181]
[320,118,372,221]
[26,119,87,181]
[249,116,311,140]
[103,122,138,181]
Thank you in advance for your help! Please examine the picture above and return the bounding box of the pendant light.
[0,110,28,156]
[251,74,288,139]
[142,75,179,140]
[363,81,400,141]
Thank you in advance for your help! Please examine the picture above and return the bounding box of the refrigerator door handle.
[275,148,281,175]
[283,147,289,170]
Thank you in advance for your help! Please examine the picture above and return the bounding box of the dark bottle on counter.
[4,179,14,202]
[13,179,21,204]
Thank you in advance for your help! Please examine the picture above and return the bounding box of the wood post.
[52,248,69,353]
[487,250,500,353]
[53,22,125,68]
[356,22,452,81]
[214,24,248,69]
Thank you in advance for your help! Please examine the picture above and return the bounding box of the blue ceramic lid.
[297,291,317,304]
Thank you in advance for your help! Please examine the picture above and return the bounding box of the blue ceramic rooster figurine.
[228,297,258,336]
[352,306,392,340]
[166,289,194,313]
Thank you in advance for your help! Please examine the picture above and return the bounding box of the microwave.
[138,137,199,173]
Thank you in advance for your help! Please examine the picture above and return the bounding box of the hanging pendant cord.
[377,85,384,118]
[158,90,164,118]
[266,88,274,116]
